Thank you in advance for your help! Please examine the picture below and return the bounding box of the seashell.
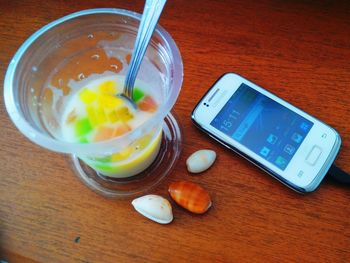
[186,149,216,173]
[132,195,173,224]
[168,181,212,214]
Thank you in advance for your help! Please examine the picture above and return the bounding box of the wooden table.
[1,0,349,262]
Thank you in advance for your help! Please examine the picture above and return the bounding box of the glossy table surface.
[1,0,349,262]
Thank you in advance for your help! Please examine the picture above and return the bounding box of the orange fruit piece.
[66,109,77,124]
[93,126,115,142]
[113,123,131,136]
[93,123,132,142]
[125,53,131,64]
[138,96,157,112]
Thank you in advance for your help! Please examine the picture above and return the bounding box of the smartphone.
[191,73,341,193]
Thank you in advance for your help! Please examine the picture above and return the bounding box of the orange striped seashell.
[168,181,212,214]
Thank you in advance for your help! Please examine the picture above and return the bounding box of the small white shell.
[132,195,173,224]
[186,149,216,173]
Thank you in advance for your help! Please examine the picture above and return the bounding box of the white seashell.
[186,149,216,173]
[132,195,173,224]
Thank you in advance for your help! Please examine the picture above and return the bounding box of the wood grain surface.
[1,0,349,262]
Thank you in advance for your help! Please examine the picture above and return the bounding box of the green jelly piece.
[133,87,145,103]
[95,155,112,163]
[95,163,115,172]
[75,118,93,137]
[79,137,89,144]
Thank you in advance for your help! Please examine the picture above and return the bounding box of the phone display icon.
[267,134,278,144]
[291,133,303,144]
[300,122,310,132]
[259,147,270,157]
[275,156,287,169]
[284,144,295,155]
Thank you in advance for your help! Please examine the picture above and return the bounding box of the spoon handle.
[124,0,167,99]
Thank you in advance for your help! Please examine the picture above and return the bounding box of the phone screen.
[210,83,314,170]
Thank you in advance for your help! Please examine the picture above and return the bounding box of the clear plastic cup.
[4,9,183,179]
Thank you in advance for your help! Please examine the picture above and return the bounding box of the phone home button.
[306,146,322,166]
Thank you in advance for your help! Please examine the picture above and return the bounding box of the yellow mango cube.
[108,110,119,123]
[95,106,107,125]
[116,107,134,122]
[98,80,117,95]
[79,89,97,104]
[86,106,97,127]
[111,147,133,162]
[98,94,124,110]
[87,106,107,126]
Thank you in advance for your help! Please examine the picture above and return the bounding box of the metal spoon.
[119,0,167,106]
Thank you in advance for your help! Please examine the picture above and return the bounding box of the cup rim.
[4,8,183,155]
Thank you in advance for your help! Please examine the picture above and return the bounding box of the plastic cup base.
[69,113,182,199]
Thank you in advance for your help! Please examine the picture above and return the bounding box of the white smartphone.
[192,73,341,193]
